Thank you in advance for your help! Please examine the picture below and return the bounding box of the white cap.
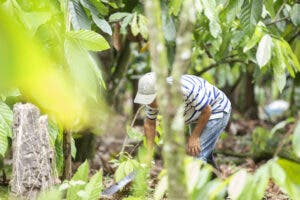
[134,72,156,105]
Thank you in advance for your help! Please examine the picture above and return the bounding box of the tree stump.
[10,103,54,199]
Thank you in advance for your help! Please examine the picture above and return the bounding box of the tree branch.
[195,59,245,76]
[266,16,290,26]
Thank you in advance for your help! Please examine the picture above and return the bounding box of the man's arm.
[144,100,158,149]
[144,118,156,149]
[188,104,212,156]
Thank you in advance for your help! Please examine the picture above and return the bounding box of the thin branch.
[202,43,213,59]
[266,16,290,26]
[120,105,145,154]
[196,59,245,76]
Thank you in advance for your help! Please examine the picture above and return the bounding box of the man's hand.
[187,135,201,156]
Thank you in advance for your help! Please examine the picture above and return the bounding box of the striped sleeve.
[145,105,159,120]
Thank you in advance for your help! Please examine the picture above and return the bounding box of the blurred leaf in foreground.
[0,5,108,132]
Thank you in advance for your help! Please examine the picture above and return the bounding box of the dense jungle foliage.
[0,0,300,199]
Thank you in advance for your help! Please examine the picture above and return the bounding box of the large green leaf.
[67,160,89,200]
[272,39,287,92]
[130,12,139,36]
[235,163,270,200]
[64,38,105,100]
[277,159,300,184]
[89,0,108,16]
[138,14,148,39]
[10,0,51,36]
[292,121,300,158]
[240,0,263,36]
[84,170,103,200]
[280,39,300,72]
[201,0,222,38]
[243,24,264,52]
[109,12,131,22]
[226,0,244,22]
[271,160,300,199]
[92,15,112,35]
[79,0,98,16]
[0,101,13,157]
[114,159,139,182]
[256,34,272,67]
[291,3,300,26]
[264,0,275,19]
[69,0,91,30]
[67,30,110,51]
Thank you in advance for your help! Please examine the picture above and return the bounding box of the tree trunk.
[62,130,72,180]
[244,65,258,119]
[144,0,195,199]
[10,103,54,199]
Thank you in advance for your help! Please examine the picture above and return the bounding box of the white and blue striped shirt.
[145,75,231,124]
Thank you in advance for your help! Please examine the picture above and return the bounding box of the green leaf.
[292,121,300,158]
[109,12,131,22]
[226,0,244,22]
[240,0,263,36]
[84,170,103,200]
[256,34,273,67]
[67,30,110,51]
[89,0,108,16]
[291,4,300,26]
[201,0,222,38]
[48,119,60,147]
[271,117,295,135]
[64,38,104,101]
[280,40,300,72]
[69,0,91,30]
[243,24,264,52]
[131,13,139,36]
[264,0,275,19]
[114,160,137,182]
[0,101,13,157]
[127,126,144,141]
[162,8,176,42]
[92,15,112,35]
[138,14,148,39]
[79,0,98,16]
[249,164,270,200]
[228,170,250,199]
[11,0,51,36]
[277,159,300,184]
[120,14,133,34]
[115,162,126,182]
[272,39,287,92]
[271,160,300,199]
[67,160,89,200]
[168,0,182,16]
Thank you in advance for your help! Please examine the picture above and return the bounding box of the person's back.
[165,74,231,124]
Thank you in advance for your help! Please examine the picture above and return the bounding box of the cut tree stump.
[10,103,54,199]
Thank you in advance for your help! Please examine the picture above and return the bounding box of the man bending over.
[134,72,231,168]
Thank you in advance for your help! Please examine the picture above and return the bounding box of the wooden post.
[10,103,54,199]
